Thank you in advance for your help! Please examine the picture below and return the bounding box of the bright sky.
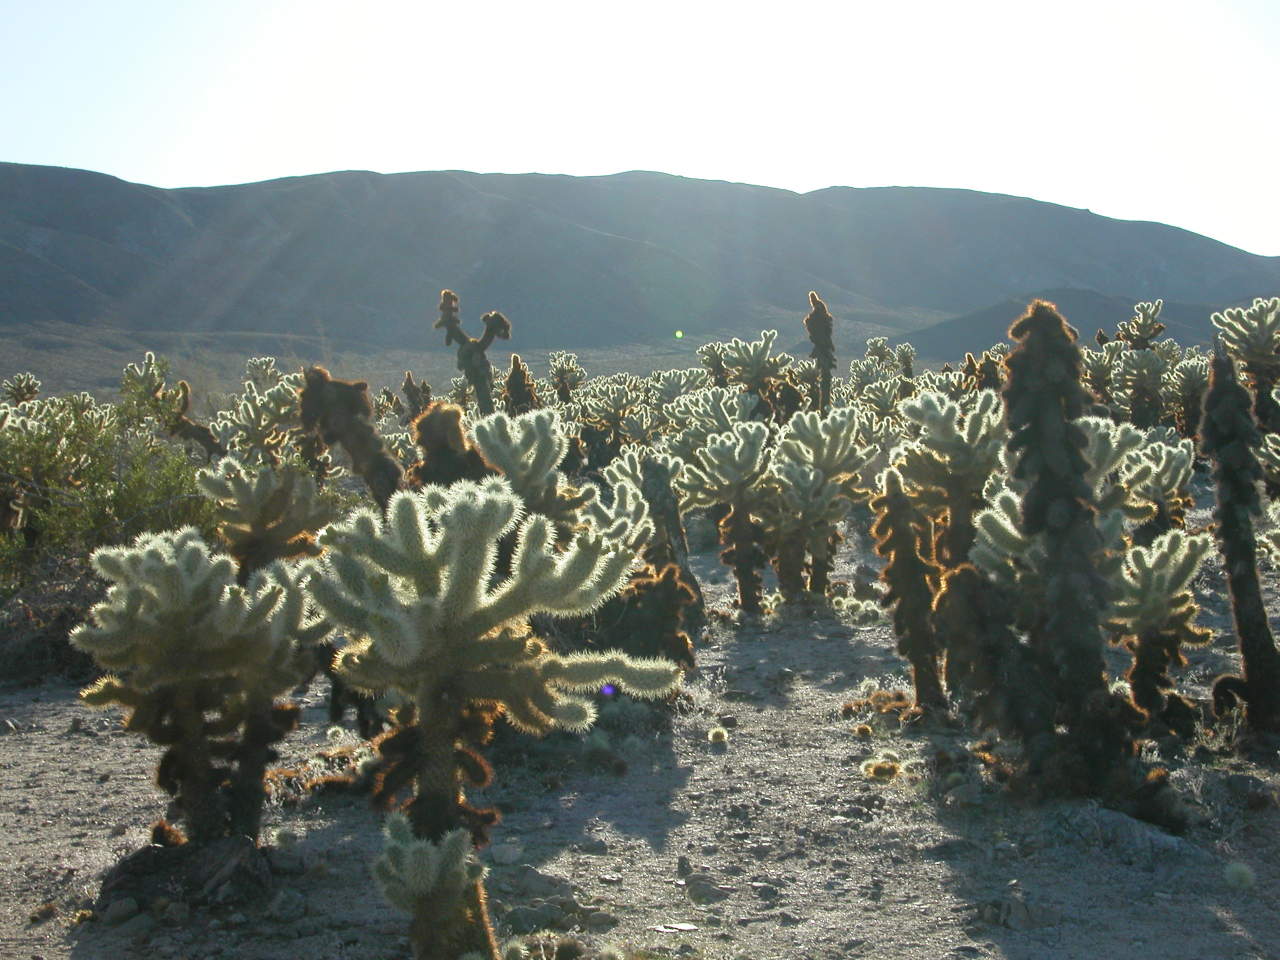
[3,0,1278,255]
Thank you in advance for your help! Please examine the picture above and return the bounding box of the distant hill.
[2,162,1278,382]
[892,289,1227,363]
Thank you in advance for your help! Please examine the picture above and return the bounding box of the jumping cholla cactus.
[1115,299,1166,349]
[677,421,773,612]
[70,528,322,844]
[1200,342,1280,729]
[1080,340,1124,405]
[892,389,1005,567]
[209,373,307,466]
[660,386,759,463]
[547,350,587,403]
[803,291,837,414]
[1212,296,1280,432]
[765,406,872,595]
[1111,348,1168,429]
[373,812,488,955]
[1105,530,1212,735]
[2,371,40,404]
[197,456,335,582]
[434,289,511,419]
[1163,352,1210,439]
[120,352,226,460]
[244,356,285,390]
[470,409,595,535]
[721,329,793,408]
[305,479,679,959]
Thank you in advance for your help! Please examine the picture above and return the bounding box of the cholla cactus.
[374,813,489,958]
[971,301,1142,792]
[892,389,1005,566]
[401,371,433,421]
[501,354,541,415]
[306,480,678,958]
[1080,340,1124,405]
[870,468,945,710]
[1106,530,1212,734]
[434,289,511,419]
[576,375,644,466]
[650,368,710,407]
[1127,437,1196,546]
[961,349,1003,393]
[471,410,594,533]
[547,351,586,403]
[660,386,759,463]
[197,456,334,582]
[2,372,40,404]
[1111,348,1167,429]
[767,406,873,594]
[803,291,837,413]
[120,352,226,460]
[1200,342,1280,729]
[244,356,285,390]
[677,422,772,612]
[300,366,404,510]
[70,528,321,843]
[696,340,731,388]
[210,373,306,466]
[1212,296,1280,431]
[1163,352,1210,439]
[1115,300,1166,350]
[721,330,793,407]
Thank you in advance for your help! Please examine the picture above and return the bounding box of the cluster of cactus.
[28,277,1280,956]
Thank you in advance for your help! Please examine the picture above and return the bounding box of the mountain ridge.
[2,161,1277,369]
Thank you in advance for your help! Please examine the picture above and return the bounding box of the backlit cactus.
[305,479,678,958]
[70,528,322,843]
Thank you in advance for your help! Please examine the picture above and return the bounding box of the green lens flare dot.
[674,330,684,339]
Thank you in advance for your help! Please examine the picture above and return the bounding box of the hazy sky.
[4,0,1278,255]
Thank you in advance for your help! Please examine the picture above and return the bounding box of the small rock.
[585,910,619,931]
[102,897,139,925]
[109,823,128,837]
[489,842,523,865]
[161,901,190,925]
[676,855,692,877]
[267,889,306,924]
[717,715,738,729]
[2,718,18,734]
[599,874,623,884]
[701,844,719,855]
[945,783,984,807]
[1225,773,1275,809]
[266,849,306,876]
[575,837,609,855]
[117,912,156,942]
[504,902,569,933]
[685,872,735,904]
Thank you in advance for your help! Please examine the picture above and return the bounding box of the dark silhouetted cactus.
[406,401,494,489]
[1201,342,1280,729]
[299,366,404,511]
[803,291,836,414]
[1004,300,1139,788]
[434,289,511,418]
[502,353,542,415]
[870,468,946,711]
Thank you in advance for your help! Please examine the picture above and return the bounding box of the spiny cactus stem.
[166,687,230,845]
[721,502,764,613]
[404,684,500,960]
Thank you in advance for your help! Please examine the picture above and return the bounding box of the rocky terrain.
[1,483,1278,960]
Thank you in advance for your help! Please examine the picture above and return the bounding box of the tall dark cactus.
[804,291,836,414]
[1004,300,1138,787]
[434,289,510,418]
[871,469,946,711]
[1201,344,1280,729]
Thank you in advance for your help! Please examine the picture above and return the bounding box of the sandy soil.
[2,492,1279,960]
